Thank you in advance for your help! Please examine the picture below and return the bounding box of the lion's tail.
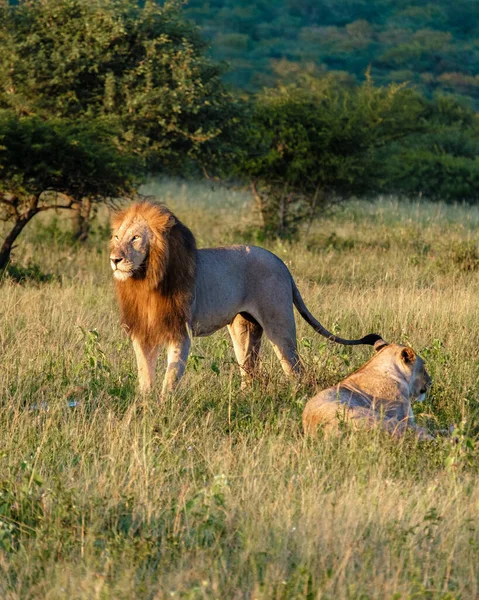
[292,280,382,346]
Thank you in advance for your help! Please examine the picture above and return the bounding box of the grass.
[1,179,479,598]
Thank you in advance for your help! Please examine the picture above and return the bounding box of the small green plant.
[75,327,111,388]
[445,422,477,472]
[421,338,449,367]
[211,339,232,375]
[188,354,205,372]
[0,460,45,552]
[165,474,231,553]
[184,474,230,548]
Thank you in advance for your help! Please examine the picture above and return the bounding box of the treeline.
[185,0,479,108]
[0,0,478,269]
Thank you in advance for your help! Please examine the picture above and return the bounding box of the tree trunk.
[0,214,36,270]
[277,182,289,237]
[72,197,92,242]
[0,193,75,271]
[251,181,265,229]
[306,185,321,235]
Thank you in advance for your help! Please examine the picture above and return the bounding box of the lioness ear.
[401,347,416,364]
[374,339,388,352]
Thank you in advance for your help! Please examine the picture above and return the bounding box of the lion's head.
[110,202,178,286]
[110,202,197,345]
[374,340,432,402]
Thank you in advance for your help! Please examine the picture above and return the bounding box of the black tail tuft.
[359,333,383,346]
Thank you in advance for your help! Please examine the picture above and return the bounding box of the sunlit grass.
[1,180,479,598]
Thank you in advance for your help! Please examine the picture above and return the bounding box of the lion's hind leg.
[227,312,263,389]
[261,312,302,378]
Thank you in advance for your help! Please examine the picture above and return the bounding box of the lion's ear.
[150,212,176,239]
[401,347,416,364]
[164,214,176,230]
[374,339,388,352]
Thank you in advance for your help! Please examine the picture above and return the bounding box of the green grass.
[1,180,479,598]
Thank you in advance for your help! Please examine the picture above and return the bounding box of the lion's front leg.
[132,337,160,394]
[161,337,191,399]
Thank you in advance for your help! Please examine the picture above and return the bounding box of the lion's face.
[110,216,151,281]
[398,346,432,402]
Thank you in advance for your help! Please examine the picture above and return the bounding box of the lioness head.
[400,346,432,402]
[110,203,175,283]
[374,341,432,402]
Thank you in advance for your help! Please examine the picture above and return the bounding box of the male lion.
[302,339,433,439]
[109,201,381,397]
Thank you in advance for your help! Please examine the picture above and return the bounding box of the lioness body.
[303,342,433,439]
[110,202,380,397]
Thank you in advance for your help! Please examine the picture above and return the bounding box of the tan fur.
[110,203,196,349]
[303,342,433,440]
[110,201,380,397]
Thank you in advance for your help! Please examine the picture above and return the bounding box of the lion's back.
[197,245,290,276]
[191,245,294,335]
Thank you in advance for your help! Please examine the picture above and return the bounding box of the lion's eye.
[114,235,119,241]
[132,235,141,242]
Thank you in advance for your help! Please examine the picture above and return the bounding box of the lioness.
[303,340,433,439]
[110,201,381,397]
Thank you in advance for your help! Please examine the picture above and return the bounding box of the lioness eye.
[114,235,119,241]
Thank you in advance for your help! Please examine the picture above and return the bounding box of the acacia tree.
[0,0,234,167]
[0,0,236,237]
[236,74,431,237]
[0,112,139,269]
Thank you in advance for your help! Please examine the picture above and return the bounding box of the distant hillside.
[184,0,479,106]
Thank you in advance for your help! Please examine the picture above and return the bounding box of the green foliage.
[0,0,236,174]
[1,261,58,285]
[0,0,239,264]
[236,75,429,236]
[232,74,479,235]
[184,0,479,108]
[76,327,112,386]
[0,111,138,199]
[384,148,479,203]
[378,95,479,202]
[0,110,140,269]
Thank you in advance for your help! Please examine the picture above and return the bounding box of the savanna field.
[2,180,479,598]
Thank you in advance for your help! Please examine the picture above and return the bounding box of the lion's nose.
[110,256,123,266]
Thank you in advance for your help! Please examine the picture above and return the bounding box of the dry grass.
[1,179,479,598]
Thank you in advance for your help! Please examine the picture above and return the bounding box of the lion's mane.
[111,202,197,347]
